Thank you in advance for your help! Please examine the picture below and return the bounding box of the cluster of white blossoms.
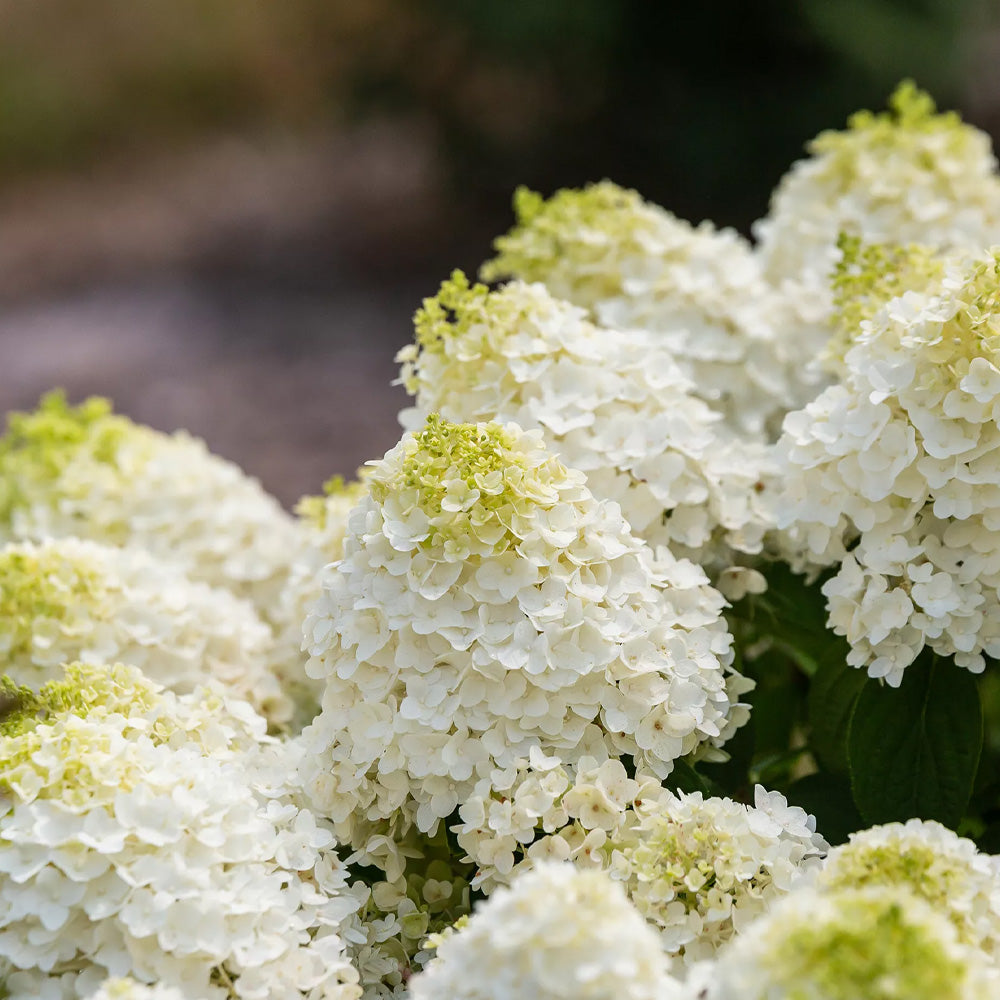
[777,248,1000,681]
[702,885,998,1000]
[456,758,826,963]
[610,786,827,964]
[0,537,290,726]
[299,414,747,851]
[0,663,359,1000]
[409,863,682,1000]
[695,820,1000,999]
[7,79,1000,1000]
[397,272,777,568]
[0,392,298,619]
[482,181,809,435]
[756,80,1000,313]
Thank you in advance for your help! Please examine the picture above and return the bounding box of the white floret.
[409,863,683,1000]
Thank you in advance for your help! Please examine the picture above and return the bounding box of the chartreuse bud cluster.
[0,537,290,726]
[827,232,946,371]
[398,273,776,566]
[756,81,1000,305]
[299,413,747,865]
[481,182,805,434]
[778,248,1000,682]
[703,886,996,1000]
[0,662,360,1000]
[0,392,298,617]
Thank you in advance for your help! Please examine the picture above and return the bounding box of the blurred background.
[1,0,1000,505]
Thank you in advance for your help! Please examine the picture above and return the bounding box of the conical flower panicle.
[300,416,747,853]
[0,537,290,726]
[482,182,806,434]
[778,248,1000,682]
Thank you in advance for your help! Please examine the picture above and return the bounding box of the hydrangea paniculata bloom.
[0,537,290,726]
[299,415,747,853]
[756,81,1000,308]
[812,820,1000,964]
[0,393,298,619]
[481,181,807,434]
[451,747,825,963]
[777,249,1000,681]
[409,863,682,1000]
[0,663,359,1000]
[397,272,776,566]
[702,885,996,1000]
[610,786,828,964]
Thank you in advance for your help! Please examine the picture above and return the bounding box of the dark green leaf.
[847,653,982,828]
[665,759,725,799]
[807,643,867,775]
[785,772,863,846]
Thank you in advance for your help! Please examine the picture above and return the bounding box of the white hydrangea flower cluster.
[455,754,826,963]
[777,249,1000,681]
[409,863,683,1000]
[0,393,298,619]
[825,233,947,376]
[481,181,809,435]
[397,272,777,568]
[611,785,828,964]
[0,537,290,726]
[299,414,747,854]
[452,746,671,892]
[701,886,998,1000]
[756,81,1000,315]
[811,820,1000,964]
[0,663,360,1000]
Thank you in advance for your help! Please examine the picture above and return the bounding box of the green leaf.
[665,759,725,799]
[784,772,862,846]
[808,643,867,775]
[847,653,982,828]
[729,563,837,677]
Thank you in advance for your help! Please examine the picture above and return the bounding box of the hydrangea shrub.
[6,80,1000,998]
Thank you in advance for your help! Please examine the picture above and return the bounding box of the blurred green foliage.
[0,0,990,227]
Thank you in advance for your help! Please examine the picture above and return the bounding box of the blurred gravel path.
[0,276,420,507]
[0,123,490,508]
